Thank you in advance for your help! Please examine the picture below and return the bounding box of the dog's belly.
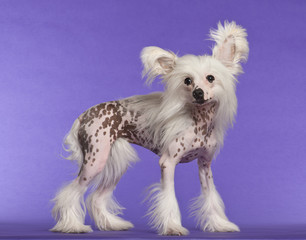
[180,148,206,163]
[127,130,161,156]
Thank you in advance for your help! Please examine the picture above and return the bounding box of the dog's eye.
[206,75,215,83]
[184,78,192,86]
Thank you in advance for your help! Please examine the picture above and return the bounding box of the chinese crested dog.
[51,21,249,235]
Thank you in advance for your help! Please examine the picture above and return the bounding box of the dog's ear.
[141,46,177,85]
[210,21,249,76]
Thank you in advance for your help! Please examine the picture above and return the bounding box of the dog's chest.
[178,103,217,163]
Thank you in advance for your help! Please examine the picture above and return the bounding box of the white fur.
[190,189,239,232]
[87,188,134,231]
[146,183,189,236]
[51,119,91,233]
[62,118,83,168]
[141,46,177,85]
[210,21,249,76]
[50,180,92,233]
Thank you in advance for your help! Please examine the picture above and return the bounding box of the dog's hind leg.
[86,138,138,231]
[190,158,239,232]
[51,141,111,233]
[50,178,92,233]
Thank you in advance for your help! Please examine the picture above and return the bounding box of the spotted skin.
[169,102,217,164]
[76,100,160,184]
[76,98,217,185]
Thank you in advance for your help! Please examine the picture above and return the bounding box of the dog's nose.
[193,88,204,100]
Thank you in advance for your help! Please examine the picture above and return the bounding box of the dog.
[51,21,249,236]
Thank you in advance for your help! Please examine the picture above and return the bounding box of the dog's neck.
[191,101,217,128]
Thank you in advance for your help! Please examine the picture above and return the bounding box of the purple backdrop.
[1,0,306,234]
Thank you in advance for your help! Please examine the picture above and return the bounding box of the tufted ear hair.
[141,46,177,85]
[210,21,249,76]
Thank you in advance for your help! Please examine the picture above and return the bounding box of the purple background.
[1,0,306,234]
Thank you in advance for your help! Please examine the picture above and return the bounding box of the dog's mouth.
[193,99,208,105]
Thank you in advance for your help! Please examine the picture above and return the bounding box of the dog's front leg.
[191,159,239,232]
[147,153,189,236]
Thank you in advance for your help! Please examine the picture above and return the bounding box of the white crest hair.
[134,22,248,154]
[134,47,192,154]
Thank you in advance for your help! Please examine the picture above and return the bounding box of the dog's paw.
[50,222,93,233]
[203,218,240,232]
[96,215,134,231]
[107,218,134,231]
[162,225,189,236]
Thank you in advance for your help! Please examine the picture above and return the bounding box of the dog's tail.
[62,118,83,168]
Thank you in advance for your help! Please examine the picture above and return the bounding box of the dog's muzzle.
[193,88,205,104]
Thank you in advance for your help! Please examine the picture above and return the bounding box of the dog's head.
[141,21,249,109]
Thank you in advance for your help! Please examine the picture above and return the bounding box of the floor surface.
[1,223,306,239]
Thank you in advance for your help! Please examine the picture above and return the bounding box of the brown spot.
[92,158,96,162]
[79,101,150,158]
[200,142,204,147]
[173,153,178,158]
[176,138,178,142]
[96,149,99,152]
[96,139,99,143]
[178,148,180,152]
[83,177,87,181]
